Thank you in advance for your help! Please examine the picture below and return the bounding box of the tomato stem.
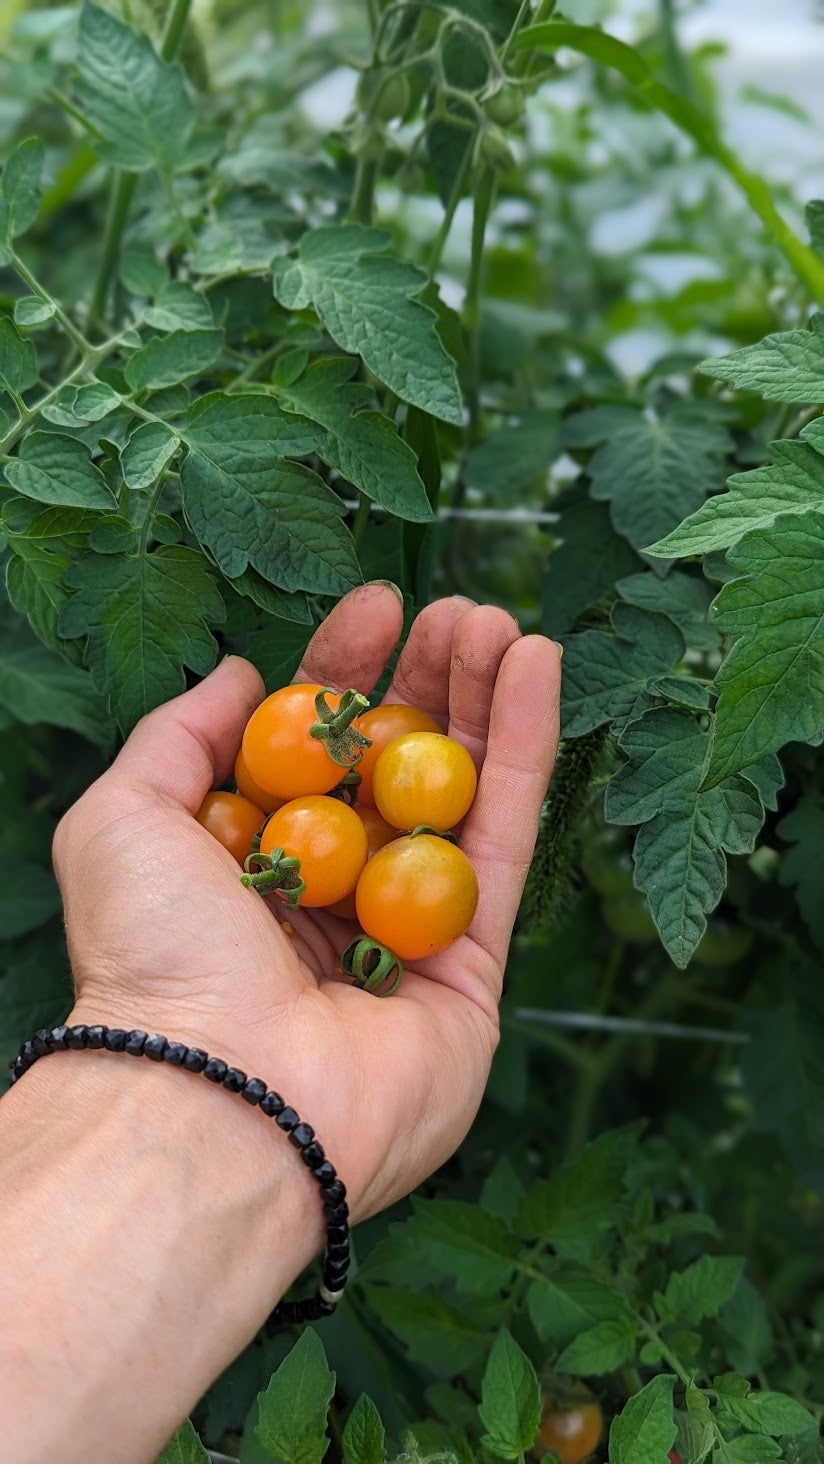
[241,848,306,909]
[341,937,403,997]
[309,688,372,770]
[409,824,457,843]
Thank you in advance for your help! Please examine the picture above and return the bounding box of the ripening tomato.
[242,684,351,801]
[355,703,441,808]
[234,748,285,815]
[355,834,478,960]
[325,806,397,919]
[372,732,478,832]
[668,1454,683,1463]
[531,1392,602,1464]
[260,796,368,908]
[195,791,265,865]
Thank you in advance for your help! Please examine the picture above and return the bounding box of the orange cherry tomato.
[242,684,349,801]
[234,748,285,815]
[326,806,397,919]
[372,731,478,832]
[531,1393,603,1464]
[195,791,265,866]
[260,796,368,908]
[355,833,478,960]
[355,703,441,808]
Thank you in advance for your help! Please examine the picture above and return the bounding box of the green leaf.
[407,1198,518,1294]
[777,796,824,949]
[155,1418,211,1463]
[527,1266,634,1348]
[719,1279,773,1377]
[0,937,71,1068]
[74,2,195,173]
[226,567,312,625]
[180,393,359,596]
[14,296,56,329]
[41,382,122,427]
[246,618,314,693]
[555,1318,637,1375]
[278,358,433,522]
[617,571,720,653]
[713,1438,781,1463]
[741,999,824,1197]
[648,441,824,559]
[608,1375,676,1464]
[3,498,98,653]
[467,412,558,499]
[697,315,824,403]
[480,1157,524,1225]
[363,1287,486,1378]
[121,420,180,491]
[542,495,640,637]
[59,546,224,733]
[661,1255,744,1325]
[703,512,824,787]
[4,432,117,509]
[673,1409,714,1464]
[606,708,766,966]
[0,317,38,395]
[720,1393,814,1438]
[121,250,169,296]
[582,406,731,553]
[478,1330,541,1460]
[342,1395,385,1464]
[0,614,109,743]
[561,607,685,737]
[517,1126,640,1259]
[0,138,44,248]
[273,226,462,424]
[124,329,223,391]
[255,1329,335,1464]
[143,282,214,334]
[0,862,61,940]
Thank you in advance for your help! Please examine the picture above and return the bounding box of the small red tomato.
[668,1454,683,1463]
[372,731,478,832]
[195,791,265,865]
[234,748,285,815]
[355,703,441,808]
[325,806,397,919]
[260,796,368,908]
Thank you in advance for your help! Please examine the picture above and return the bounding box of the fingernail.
[365,579,404,602]
[553,640,564,660]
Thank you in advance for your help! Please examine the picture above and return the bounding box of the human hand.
[58,585,561,1224]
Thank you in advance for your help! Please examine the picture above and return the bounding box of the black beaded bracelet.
[7,1023,350,1329]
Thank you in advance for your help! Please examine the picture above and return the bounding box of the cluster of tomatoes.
[195,683,480,992]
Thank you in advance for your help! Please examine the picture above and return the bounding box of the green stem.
[352,492,371,551]
[349,154,381,224]
[516,22,824,304]
[427,147,473,278]
[86,169,137,331]
[11,253,93,357]
[160,0,193,60]
[500,0,534,65]
[658,0,692,97]
[638,1320,695,1389]
[464,165,496,444]
[0,331,126,455]
[44,86,102,136]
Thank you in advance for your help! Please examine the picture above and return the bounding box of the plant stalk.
[464,165,496,443]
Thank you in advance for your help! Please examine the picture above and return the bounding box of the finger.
[460,635,561,968]
[447,605,521,769]
[99,656,264,811]
[383,596,476,723]
[295,582,404,694]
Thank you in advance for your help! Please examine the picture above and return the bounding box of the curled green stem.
[309,688,372,769]
[241,848,305,909]
[341,936,404,996]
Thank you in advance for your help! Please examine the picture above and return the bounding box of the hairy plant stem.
[0,332,126,455]
[352,492,372,550]
[426,148,472,278]
[349,154,381,224]
[160,0,193,59]
[464,165,496,444]
[11,252,92,357]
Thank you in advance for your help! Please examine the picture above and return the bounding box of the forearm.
[0,1039,324,1464]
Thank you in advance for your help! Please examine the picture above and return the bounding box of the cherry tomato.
[326,806,397,919]
[356,68,411,121]
[242,684,349,801]
[372,732,478,832]
[260,796,368,908]
[355,833,478,960]
[355,704,441,808]
[195,791,265,866]
[485,82,525,126]
[531,1393,602,1464]
[234,748,285,815]
[669,1454,683,1463]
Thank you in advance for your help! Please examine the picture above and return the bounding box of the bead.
[124,1030,148,1055]
[47,1026,70,1050]
[203,1058,228,1083]
[20,1039,38,1065]
[86,1026,106,1049]
[324,1254,350,1277]
[323,1266,349,1289]
[326,1240,350,1262]
[324,1200,349,1223]
[163,1042,188,1067]
[288,1122,315,1149]
[319,1283,344,1307]
[326,1222,348,1244]
[143,1034,167,1061]
[242,1078,267,1105]
[32,1030,52,1056]
[103,1029,127,1052]
[300,1141,326,1170]
[222,1067,247,1093]
[260,1091,284,1117]
[276,1107,299,1132]
[183,1048,208,1072]
[321,1178,347,1205]
[313,1160,335,1185]
[66,1026,89,1050]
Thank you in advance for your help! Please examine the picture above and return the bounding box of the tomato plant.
[355,833,479,960]
[194,791,265,866]
[372,732,478,832]
[258,796,368,908]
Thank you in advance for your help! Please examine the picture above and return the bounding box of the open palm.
[59,584,561,1223]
